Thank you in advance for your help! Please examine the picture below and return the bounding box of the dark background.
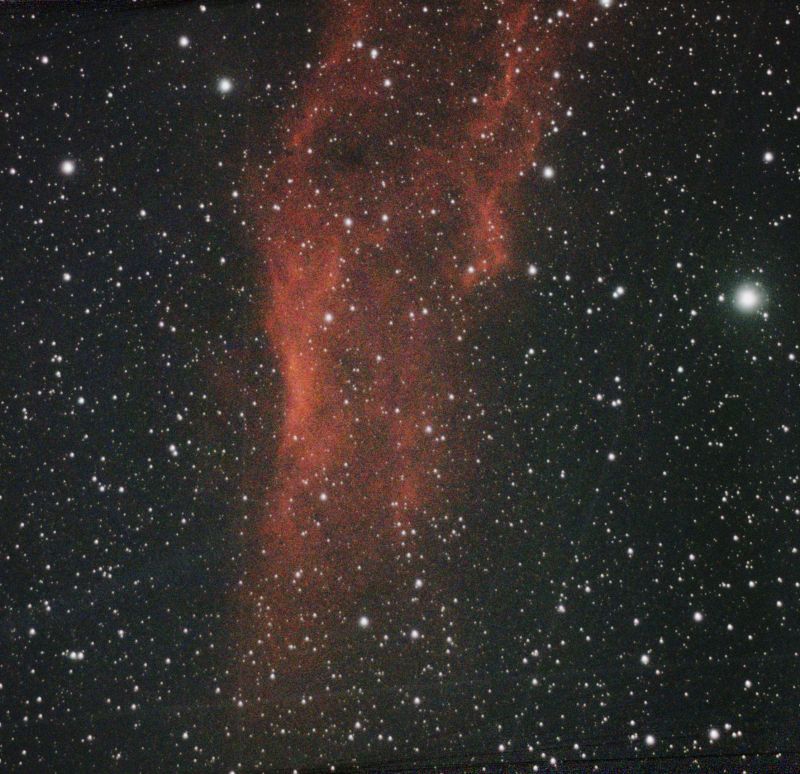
[2,0,799,770]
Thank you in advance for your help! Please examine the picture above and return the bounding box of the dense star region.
[2,0,800,772]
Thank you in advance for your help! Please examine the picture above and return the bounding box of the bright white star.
[735,284,762,312]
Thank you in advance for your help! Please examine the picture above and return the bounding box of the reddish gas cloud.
[245,0,588,662]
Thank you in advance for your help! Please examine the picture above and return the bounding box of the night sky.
[3,1,800,771]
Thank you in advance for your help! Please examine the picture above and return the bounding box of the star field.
[2,1,800,771]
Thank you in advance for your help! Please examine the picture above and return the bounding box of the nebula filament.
[247,0,587,665]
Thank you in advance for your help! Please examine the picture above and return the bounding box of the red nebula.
[243,0,589,669]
